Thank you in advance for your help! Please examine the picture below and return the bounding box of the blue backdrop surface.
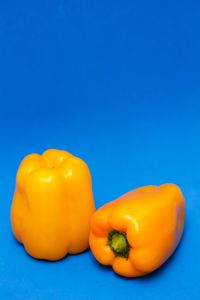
[0,0,200,299]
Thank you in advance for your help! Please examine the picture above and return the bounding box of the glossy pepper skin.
[11,149,95,260]
[89,184,185,277]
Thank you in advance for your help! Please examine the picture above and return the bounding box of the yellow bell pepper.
[11,149,95,260]
[89,184,185,277]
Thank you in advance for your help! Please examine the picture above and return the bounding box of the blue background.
[0,0,200,299]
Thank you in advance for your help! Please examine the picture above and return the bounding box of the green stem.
[108,230,130,259]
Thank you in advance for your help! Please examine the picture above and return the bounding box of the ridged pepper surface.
[11,149,95,260]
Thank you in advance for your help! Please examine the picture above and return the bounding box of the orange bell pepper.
[89,184,185,277]
[11,149,95,260]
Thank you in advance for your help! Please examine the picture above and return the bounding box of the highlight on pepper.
[10,149,95,260]
[89,184,185,277]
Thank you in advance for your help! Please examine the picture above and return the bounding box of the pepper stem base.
[108,230,130,259]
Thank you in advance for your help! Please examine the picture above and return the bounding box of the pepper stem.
[108,230,130,259]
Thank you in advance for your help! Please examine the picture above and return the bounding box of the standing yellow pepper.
[11,149,95,260]
[89,184,185,277]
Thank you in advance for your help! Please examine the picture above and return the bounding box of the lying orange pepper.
[11,149,95,260]
[89,184,185,277]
